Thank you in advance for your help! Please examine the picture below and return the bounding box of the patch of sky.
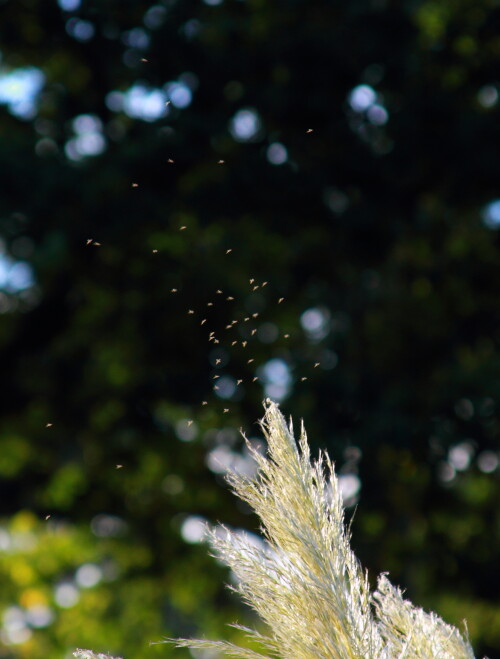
[0,67,45,120]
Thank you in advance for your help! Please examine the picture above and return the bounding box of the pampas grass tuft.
[78,399,476,659]
[169,399,475,659]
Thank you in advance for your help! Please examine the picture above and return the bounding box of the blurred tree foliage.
[0,0,499,657]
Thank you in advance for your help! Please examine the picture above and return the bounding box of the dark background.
[0,0,499,657]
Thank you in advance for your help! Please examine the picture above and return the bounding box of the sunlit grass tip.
[168,398,476,659]
[77,398,476,659]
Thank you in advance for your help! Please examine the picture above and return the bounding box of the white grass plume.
[170,399,475,659]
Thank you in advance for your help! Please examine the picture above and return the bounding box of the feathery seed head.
[170,400,476,659]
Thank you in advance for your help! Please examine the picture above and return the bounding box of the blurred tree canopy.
[0,0,499,657]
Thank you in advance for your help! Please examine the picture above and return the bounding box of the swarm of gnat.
[76,400,476,659]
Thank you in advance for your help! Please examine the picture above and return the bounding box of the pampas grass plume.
[78,400,476,659]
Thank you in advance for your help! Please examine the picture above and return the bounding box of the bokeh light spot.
[214,375,237,400]
[300,307,331,341]
[477,85,498,108]
[2,261,34,292]
[165,81,193,108]
[438,461,456,484]
[266,142,288,165]
[144,5,167,29]
[477,451,499,473]
[229,108,262,142]
[323,188,349,214]
[338,474,361,506]
[54,583,79,608]
[0,252,35,294]
[448,442,474,471]
[258,358,292,402]
[75,563,102,588]
[367,104,389,125]
[180,516,207,543]
[206,445,234,474]
[122,27,150,50]
[182,19,202,40]
[122,85,170,121]
[482,199,500,229]
[58,0,81,10]
[65,114,106,161]
[2,607,32,645]
[0,67,45,119]
[176,419,198,442]
[348,84,376,112]
[65,17,95,42]
[25,605,54,629]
